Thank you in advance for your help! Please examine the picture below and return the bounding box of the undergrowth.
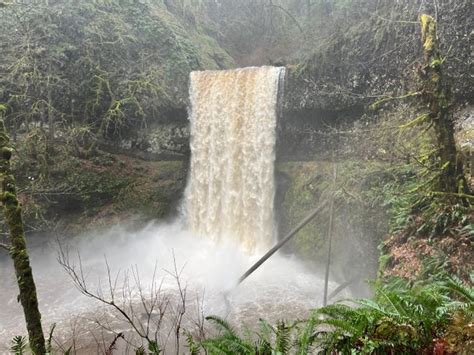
[195,273,473,354]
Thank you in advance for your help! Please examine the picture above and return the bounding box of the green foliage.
[185,330,201,355]
[10,336,27,355]
[147,340,161,354]
[201,316,255,354]
[198,275,473,354]
[0,0,232,145]
[46,323,56,354]
[312,275,473,354]
[376,165,457,237]
[201,316,300,354]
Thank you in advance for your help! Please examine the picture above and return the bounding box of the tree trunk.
[419,14,467,194]
[0,119,46,354]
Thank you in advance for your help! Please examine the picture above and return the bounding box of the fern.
[195,275,473,354]
[10,336,27,355]
[185,330,201,355]
[202,316,255,354]
[295,316,317,354]
[46,323,56,354]
[444,276,474,303]
[274,320,292,354]
[205,315,238,338]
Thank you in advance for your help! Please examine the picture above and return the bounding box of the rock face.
[277,0,472,160]
[18,0,471,238]
[111,1,473,164]
[283,1,472,112]
[124,123,190,159]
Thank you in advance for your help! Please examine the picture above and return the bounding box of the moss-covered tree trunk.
[0,119,46,354]
[419,14,467,194]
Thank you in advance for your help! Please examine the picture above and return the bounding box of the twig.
[370,91,422,110]
[266,2,306,38]
[105,332,124,355]
[362,9,418,24]
[57,246,149,341]
[328,277,358,300]
[429,191,474,200]
[0,242,11,251]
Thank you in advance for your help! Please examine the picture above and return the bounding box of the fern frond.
[10,336,27,355]
[444,276,474,303]
[184,330,201,355]
[296,315,317,355]
[257,318,274,344]
[206,315,238,338]
[275,320,291,354]
[46,323,56,354]
[313,303,360,320]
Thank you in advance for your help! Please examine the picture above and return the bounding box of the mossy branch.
[0,242,11,251]
[399,113,430,129]
[369,91,421,110]
[0,119,46,354]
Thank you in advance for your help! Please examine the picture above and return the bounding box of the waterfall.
[185,66,285,253]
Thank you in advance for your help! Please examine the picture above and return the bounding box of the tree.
[419,14,468,195]
[0,109,45,354]
[0,0,230,155]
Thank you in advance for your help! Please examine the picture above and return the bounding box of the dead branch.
[57,245,151,342]
[57,244,194,353]
[163,252,188,355]
[105,332,124,355]
[266,2,306,38]
[0,242,11,251]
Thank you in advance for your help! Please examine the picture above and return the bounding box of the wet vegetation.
[0,0,472,354]
[200,274,473,354]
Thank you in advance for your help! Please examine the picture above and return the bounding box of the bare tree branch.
[57,244,197,353]
[0,242,11,251]
[266,2,306,38]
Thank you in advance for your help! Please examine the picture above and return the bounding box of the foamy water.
[186,67,285,253]
[0,66,342,351]
[0,222,340,352]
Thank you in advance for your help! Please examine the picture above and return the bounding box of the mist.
[0,220,343,350]
[0,0,471,353]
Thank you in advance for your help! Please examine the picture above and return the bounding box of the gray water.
[0,223,341,352]
[0,66,345,352]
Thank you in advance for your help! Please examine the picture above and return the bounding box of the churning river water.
[1,66,346,352]
[0,222,342,352]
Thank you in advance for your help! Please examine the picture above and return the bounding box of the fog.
[0,220,342,350]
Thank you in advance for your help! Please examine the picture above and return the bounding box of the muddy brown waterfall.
[185,66,285,253]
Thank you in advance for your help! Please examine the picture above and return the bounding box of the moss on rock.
[276,159,392,285]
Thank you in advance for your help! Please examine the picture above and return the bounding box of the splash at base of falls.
[0,67,341,352]
[0,222,343,352]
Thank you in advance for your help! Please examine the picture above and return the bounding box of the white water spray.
[0,66,347,352]
[186,66,285,252]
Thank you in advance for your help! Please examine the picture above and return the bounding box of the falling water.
[0,66,349,352]
[185,66,285,253]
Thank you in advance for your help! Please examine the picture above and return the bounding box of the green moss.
[0,119,46,353]
[276,159,394,283]
[115,160,185,219]
[277,161,333,260]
